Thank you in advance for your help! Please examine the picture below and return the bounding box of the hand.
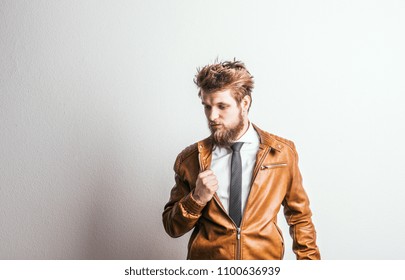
[193,170,218,205]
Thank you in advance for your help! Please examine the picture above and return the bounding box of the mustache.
[209,122,222,126]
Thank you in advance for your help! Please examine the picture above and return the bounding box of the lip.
[210,124,222,128]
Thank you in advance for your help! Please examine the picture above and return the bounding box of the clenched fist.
[192,170,218,205]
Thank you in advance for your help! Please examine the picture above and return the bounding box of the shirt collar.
[235,121,260,144]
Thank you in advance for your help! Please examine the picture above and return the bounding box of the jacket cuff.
[180,192,206,216]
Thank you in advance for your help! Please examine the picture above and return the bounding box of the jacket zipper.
[235,147,270,260]
[236,227,241,260]
[213,195,242,260]
[260,162,287,169]
[203,147,271,260]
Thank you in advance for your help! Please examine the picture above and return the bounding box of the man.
[162,60,320,260]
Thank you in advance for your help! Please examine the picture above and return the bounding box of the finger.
[199,169,214,178]
[201,174,217,184]
[203,177,218,188]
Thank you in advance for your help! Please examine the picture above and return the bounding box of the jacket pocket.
[260,162,287,170]
[273,222,285,259]
[187,227,202,259]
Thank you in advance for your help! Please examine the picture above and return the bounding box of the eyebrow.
[201,102,229,106]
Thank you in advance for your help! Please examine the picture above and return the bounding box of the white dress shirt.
[210,122,260,215]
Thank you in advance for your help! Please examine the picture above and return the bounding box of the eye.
[218,104,227,110]
[204,105,211,110]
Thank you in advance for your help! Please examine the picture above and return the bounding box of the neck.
[235,119,250,141]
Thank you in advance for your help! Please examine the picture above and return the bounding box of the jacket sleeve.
[282,144,321,260]
[162,159,206,238]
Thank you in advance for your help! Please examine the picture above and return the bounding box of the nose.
[207,107,219,122]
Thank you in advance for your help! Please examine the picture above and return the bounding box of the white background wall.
[1,0,405,259]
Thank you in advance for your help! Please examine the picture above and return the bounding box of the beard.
[209,113,245,147]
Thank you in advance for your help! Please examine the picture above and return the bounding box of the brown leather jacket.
[162,124,320,260]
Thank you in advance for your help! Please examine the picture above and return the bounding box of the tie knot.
[231,142,244,152]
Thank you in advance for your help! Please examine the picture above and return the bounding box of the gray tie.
[229,142,244,227]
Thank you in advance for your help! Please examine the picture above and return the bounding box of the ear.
[241,95,251,113]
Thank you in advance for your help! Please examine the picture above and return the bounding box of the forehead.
[201,89,237,105]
